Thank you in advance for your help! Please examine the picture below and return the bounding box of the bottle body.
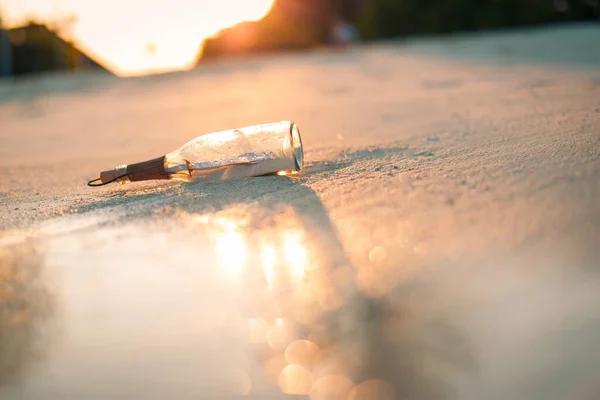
[164,121,304,182]
[93,121,304,186]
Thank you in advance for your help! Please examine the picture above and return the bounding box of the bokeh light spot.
[285,340,320,369]
[349,379,395,400]
[310,374,355,400]
[279,364,314,395]
[369,246,387,264]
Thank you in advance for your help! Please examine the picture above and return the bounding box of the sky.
[0,0,275,76]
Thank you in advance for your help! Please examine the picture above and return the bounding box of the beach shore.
[1,23,599,399]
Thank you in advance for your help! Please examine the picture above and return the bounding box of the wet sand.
[1,23,599,399]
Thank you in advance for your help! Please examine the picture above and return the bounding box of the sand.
[0,23,599,399]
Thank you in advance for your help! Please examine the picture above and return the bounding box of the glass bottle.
[89,121,304,186]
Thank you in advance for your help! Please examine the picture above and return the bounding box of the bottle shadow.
[199,178,476,399]
[77,144,413,218]
[182,179,476,398]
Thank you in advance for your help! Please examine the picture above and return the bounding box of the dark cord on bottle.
[87,174,128,187]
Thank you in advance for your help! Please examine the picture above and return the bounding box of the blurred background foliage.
[1,0,598,75]
[354,0,598,39]
[200,0,598,62]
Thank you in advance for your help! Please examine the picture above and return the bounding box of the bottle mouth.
[290,122,304,171]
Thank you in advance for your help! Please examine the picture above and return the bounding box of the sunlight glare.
[261,244,277,289]
[284,231,307,282]
[277,171,300,176]
[216,221,247,277]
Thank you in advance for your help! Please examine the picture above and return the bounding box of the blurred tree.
[0,9,12,77]
[9,22,111,76]
[197,0,598,62]
[355,0,598,40]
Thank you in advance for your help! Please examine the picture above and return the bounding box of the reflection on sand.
[284,231,309,282]
[5,183,594,400]
[182,208,401,398]
[260,244,277,290]
[0,243,54,386]
[192,214,310,288]
[0,190,479,400]
[215,222,247,277]
[184,208,362,396]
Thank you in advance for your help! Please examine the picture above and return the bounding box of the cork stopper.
[92,156,169,186]
[126,155,170,182]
